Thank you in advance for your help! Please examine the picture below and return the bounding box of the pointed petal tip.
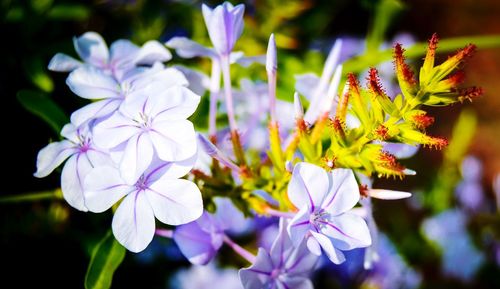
[368,189,412,200]
[266,33,277,73]
[294,92,304,119]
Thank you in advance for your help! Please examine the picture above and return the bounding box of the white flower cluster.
[35,32,203,252]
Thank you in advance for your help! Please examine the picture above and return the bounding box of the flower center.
[135,175,148,191]
[137,112,153,130]
[309,209,328,229]
[270,268,281,279]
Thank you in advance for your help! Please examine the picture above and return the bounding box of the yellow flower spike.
[335,90,350,125]
[367,68,399,119]
[433,43,476,83]
[420,33,439,84]
[347,73,371,127]
[394,43,418,100]
[397,125,448,149]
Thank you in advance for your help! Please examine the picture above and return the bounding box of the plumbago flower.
[48,31,171,80]
[92,85,200,184]
[84,157,202,252]
[173,197,247,265]
[239,219,319,289]
[287,163,371,264]
[34,121,111,211]
[66,63,188,126]
[202,2,244,56]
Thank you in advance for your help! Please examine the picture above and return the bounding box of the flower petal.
[239,248,273,289]
[294,73,320,101]
[287,206,311,248]
[310,231,345,264]
[34,140,76,178]
[70,98,122,127]
[73,32,109,67]
[280,277,314,289]
[120,133,154,185]
[66,66,120,99]
[112,191,155,252]
[368,189,412,200]
[270,219,293,267]
[173,65,210,96]
[173,221,220,265]
[109,39,139,66]
[83,166,131,213]
[306,237,321,256]
[48,53,83,72]
[288,162,330,212]
[165,37,216,59]
[61,154,91,211]
[133,40,172,65]
[92,111,140,149]
[146,178,202,225]
[320,213,371,250]
[322,168,359,215]
[285,241,319,276]
[149,86,201,121]
[149,120,197,162]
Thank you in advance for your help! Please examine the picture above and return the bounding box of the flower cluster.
[35,32,203,252]
[33,1,482,288]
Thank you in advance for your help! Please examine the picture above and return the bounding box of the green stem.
[0,190,60,203]
[344,35,500,73]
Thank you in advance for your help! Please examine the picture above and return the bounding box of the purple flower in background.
[48,31,171,80]
[171,262,243,289]
[92,85,200,184]
[202,2,245,56]
[84,158,202,252]
[34,122,111,211]
[455,156,485,212]
[66,64,188,126]
[422,209,485,282]
[287,162,371,264]
[173,197,247,265]
[364,234,421,289]
[239,219,318,289]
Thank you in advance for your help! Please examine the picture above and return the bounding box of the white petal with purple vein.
[146,178,202,225]
[112,191,155,252]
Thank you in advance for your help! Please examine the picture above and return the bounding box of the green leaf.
[24,57,54,93]
[85,230,126,289]
[16,89,68,134]
[47,4,90,21]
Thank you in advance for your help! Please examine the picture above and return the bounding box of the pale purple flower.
[92,85,200,184]
[48,31,171,80]
[456,156,485,212]
[202,2,245,56]
[287,162,371,264]
[173,197,246,265]
[171,262,243,289]
[66,64,188,126]
[34,122,111,211]
[239,219,318,289]
[422,209,485,281]
[364,234,422,289]
[84,158,202,252]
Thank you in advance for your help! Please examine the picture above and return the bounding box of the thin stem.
[267,70,277,123]
[265,208,295,219]
[220,54,247,166]
[0,190,60,203]
[155,228,174,238]
[223,234,256,264]
[220,54,238,132]
[209,60,221,141]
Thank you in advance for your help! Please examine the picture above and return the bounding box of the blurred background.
[1,0,499,288]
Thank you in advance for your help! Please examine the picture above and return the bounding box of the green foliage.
[85,231,126,289]
[16,89,68,134]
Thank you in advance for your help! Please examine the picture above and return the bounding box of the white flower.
[66,64,188,126]
[34,122,112,211]
[84,158,202,252]
[287,162,371,264]
[48,31,171,80]
[92,85,200,184]
[201,2,245,56]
